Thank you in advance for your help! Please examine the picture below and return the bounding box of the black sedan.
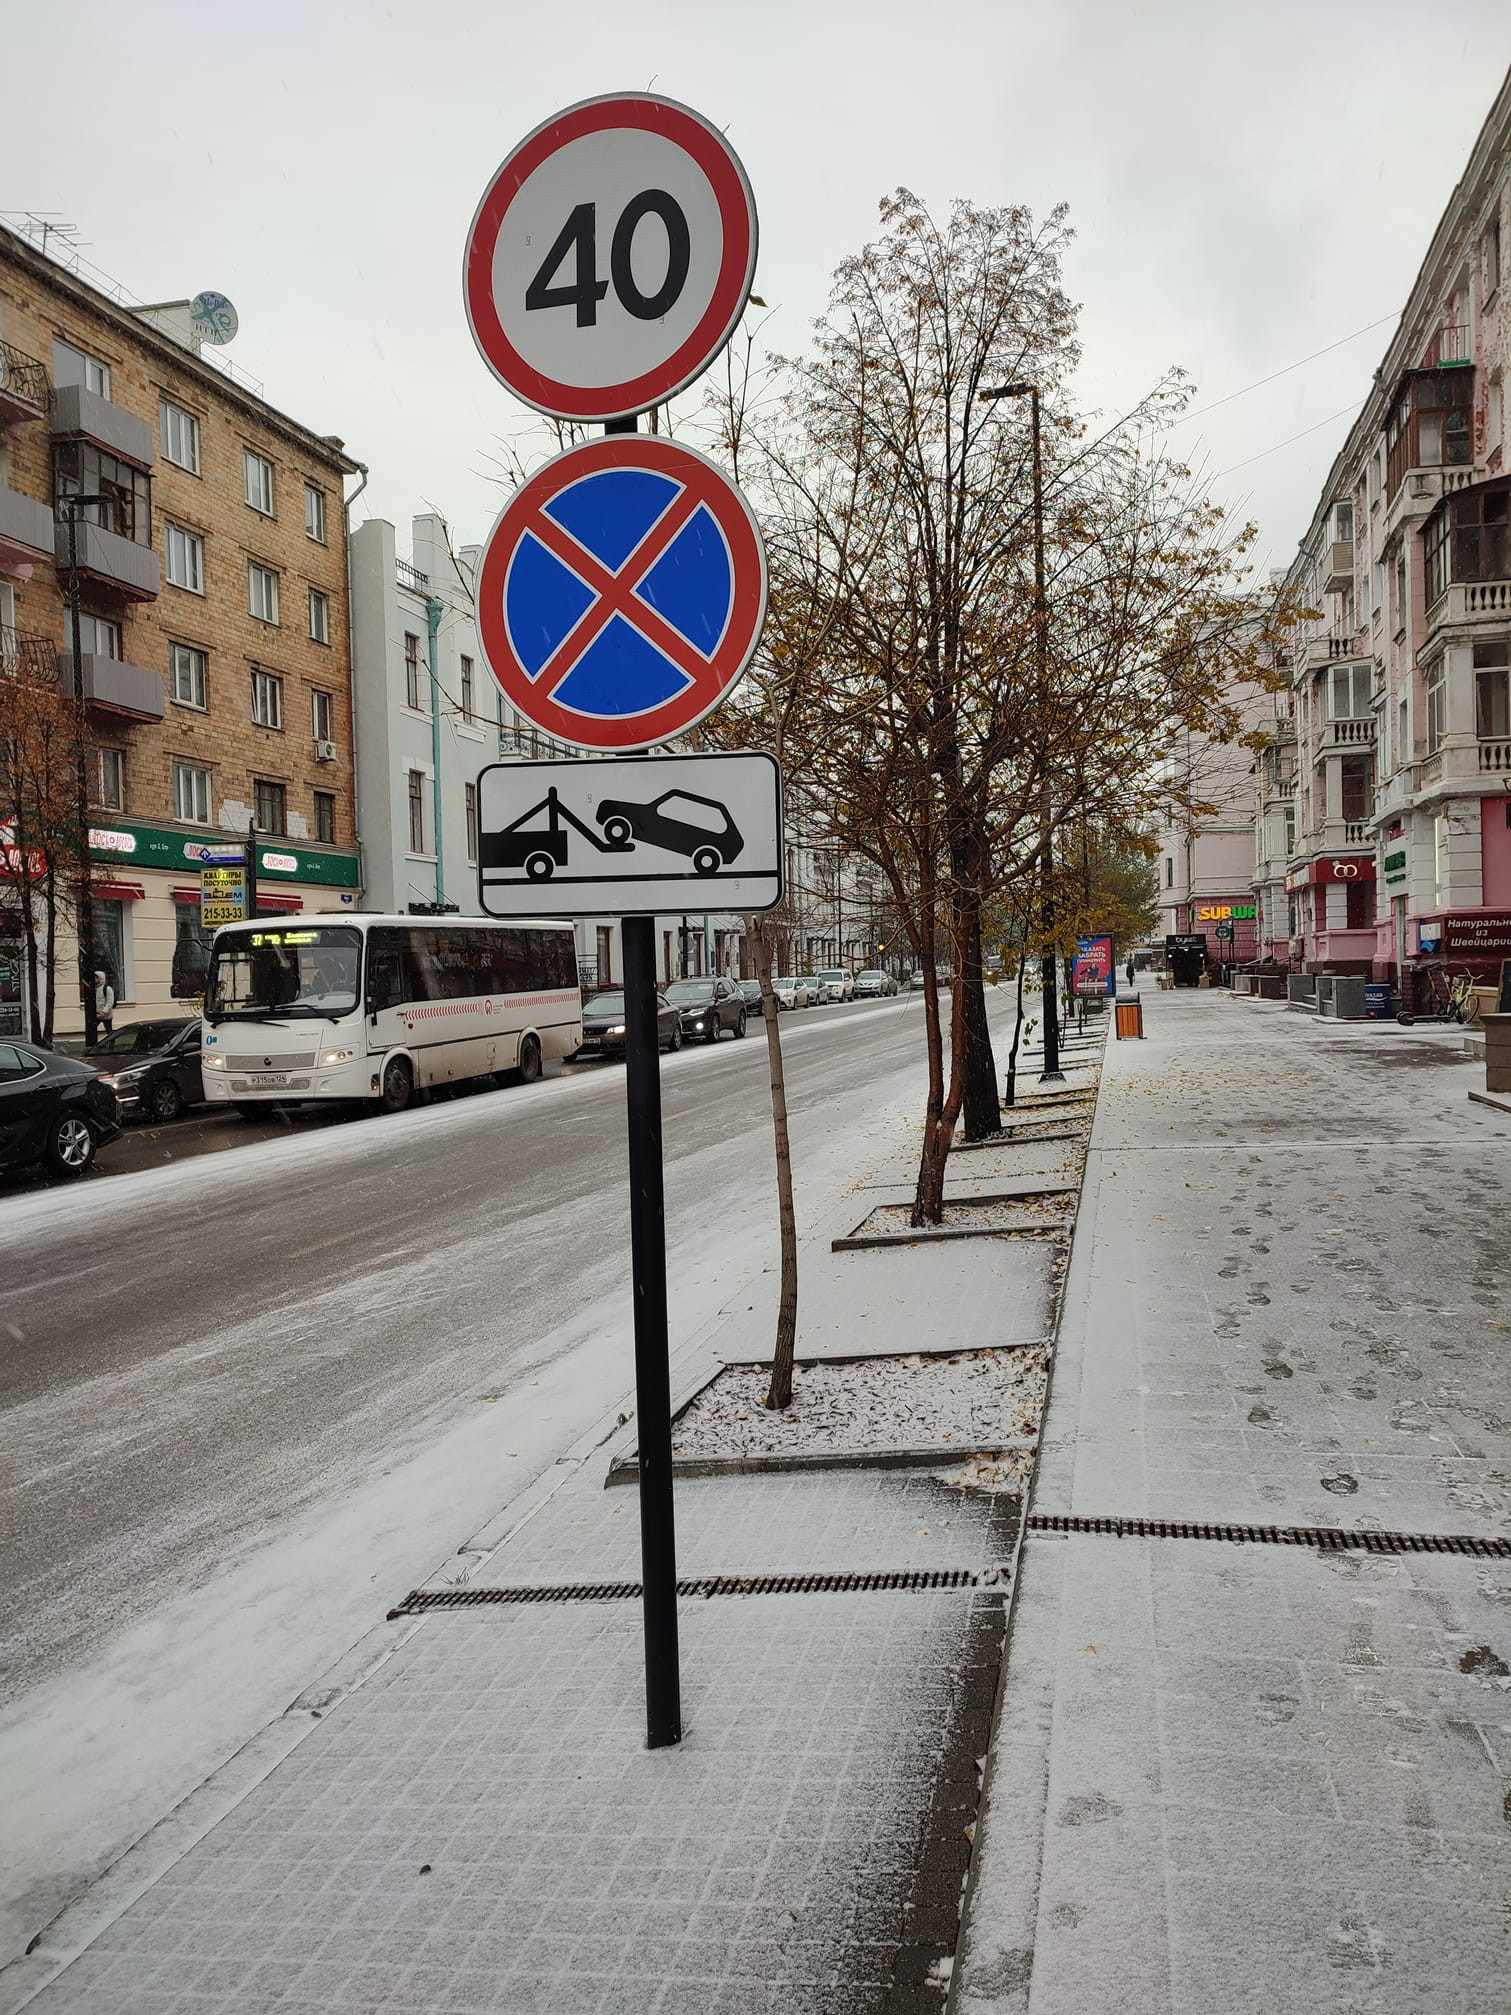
[88,1018,205,1122]
[664,977,748,1043]
[0,1040,121,1180]
[576,990,683,1060]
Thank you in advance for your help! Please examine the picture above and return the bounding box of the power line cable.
[1211,402,1362,480]
[1164,313,1395,427]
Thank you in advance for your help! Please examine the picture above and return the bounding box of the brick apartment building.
[1261,71,1511,997]
[0,223,363,1033]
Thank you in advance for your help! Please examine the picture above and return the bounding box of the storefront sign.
[1195,903,1256,922]
[86,819,360,888]
[1382,848,1407,886]
[1442,912,1511,958]
[1286,856,1375,888]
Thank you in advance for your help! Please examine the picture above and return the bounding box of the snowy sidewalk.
[955,990,1511,2014]
[4,999,1093,2015]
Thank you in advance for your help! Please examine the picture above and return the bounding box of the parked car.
[909,970,927,990]
[87,1017,205,1122]
[815,968,855,1002]
[772,976,811,1010]
[664,976,748,1042]
[737,978,765,1015]
[853,969,896,997]
[576,989,682,1059]
[0,1041,121,1180]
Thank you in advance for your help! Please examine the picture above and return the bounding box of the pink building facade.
[1262,74,1511,996]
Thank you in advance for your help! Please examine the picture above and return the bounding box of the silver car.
[772,976,811,1009]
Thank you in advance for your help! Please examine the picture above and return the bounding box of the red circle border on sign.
[464,93,758,422]
[475,435,768,752]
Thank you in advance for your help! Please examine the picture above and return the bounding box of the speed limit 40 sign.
[464,93,758,421]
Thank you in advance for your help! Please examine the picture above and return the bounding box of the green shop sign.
[88,819,361,888]
[1383,848,1407,886]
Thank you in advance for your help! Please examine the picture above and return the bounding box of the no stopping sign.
[464,93,759,422]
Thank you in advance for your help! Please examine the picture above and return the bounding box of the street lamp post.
[978,383,1063,1081]
[59,493,110,1050]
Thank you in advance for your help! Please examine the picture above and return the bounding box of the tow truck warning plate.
[476,751,783,919]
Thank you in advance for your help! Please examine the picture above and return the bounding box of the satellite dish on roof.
[189,290,238,347]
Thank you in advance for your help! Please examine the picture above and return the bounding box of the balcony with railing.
[1323,718,1376,748]
[0,482,54,570]
[0,341,49,430]
[1321,539,1354,596]
[1300,632,1368,673]
[57,650,166,722]
[53,515,160,601]
[1384,365,1474,507]
[1480,738,1511,775]
[1422,476,1508,632]
[395,557,430,595]
[1421,324,1470,369]
[0,631,59,678]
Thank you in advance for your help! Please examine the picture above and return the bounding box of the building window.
[596,925,614,986]
[312,688,334,742]
[1394,554,1407,634]
[74,612,121,658]
[314,791,336,845]
[1339,755,1373,823]
[89,746,124,810]
[248,562,280,625]
[407,769,426,853]
[160,400,201,475]
[1398,695,1409,767]
[404,631,424,711]
[1475,639,1510,739]
[304,484,326,544]
[251,667,284,729]
[170,641,208,709]
[243,450,275,516]
[1424,659,1447,753]
[465,782,478,863]
[1164,857,1173,888]
[173,761,212,824]
[165,523,204,593]
[1424,480,1510,605]
[1332,499,1353,543]
[1328,663,1372,719]
[93,899,125,1001]
[254,778,286,834]
[1485,218,1502,302]
[53,337,109,399]
[308,587,330,645]
[55,440,151,545]
[460,654,475,722]
[1345,881,1373,930]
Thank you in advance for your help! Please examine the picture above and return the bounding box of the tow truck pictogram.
[478,786,633,882]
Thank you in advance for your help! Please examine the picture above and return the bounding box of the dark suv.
[663,977,748,1043]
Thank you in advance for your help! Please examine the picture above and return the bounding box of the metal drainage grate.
[1026,1513,1511,1558]
[389,1565,994,1618]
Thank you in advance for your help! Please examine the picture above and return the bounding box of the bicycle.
[1396,965,1482,1025]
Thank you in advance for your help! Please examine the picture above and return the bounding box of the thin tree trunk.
[913,902,973,1224]
[1004,946,1028,1108]
[756,923,800,1411]
[43,873,57,1044]
[959,902,998,1141]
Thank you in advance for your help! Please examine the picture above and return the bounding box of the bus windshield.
[205,925,362,1022]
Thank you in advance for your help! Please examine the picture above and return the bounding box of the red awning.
[94,881,146,901]
[172,886,201,904]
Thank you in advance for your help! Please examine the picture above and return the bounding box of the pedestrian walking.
[94,969,115,1035]
[1125,957,1135,987]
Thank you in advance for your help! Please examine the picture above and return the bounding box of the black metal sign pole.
[604,411,681,1750]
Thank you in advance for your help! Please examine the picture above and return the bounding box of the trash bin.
[1115,994,1144,1039]
[1363,983,1395,1020]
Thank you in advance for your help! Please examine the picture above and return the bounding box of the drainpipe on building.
[426,596,445,907]
[343,462,370,894]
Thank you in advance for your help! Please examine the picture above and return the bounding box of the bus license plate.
[246,1072,289,1088]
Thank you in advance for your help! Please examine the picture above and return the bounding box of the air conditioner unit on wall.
[315,738,337,762]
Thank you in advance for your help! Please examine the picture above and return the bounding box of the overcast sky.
[10,0,1511,581]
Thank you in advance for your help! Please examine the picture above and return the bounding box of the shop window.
[172,905,213,998]
[93,900,125,1002]
[1474,639,1510,738]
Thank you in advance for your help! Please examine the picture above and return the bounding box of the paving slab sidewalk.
[4,1003,1087,2015]
[954,990,1511,2015]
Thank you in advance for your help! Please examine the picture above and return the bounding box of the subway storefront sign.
[1194,903,1256,922]
[88,820,360,888]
